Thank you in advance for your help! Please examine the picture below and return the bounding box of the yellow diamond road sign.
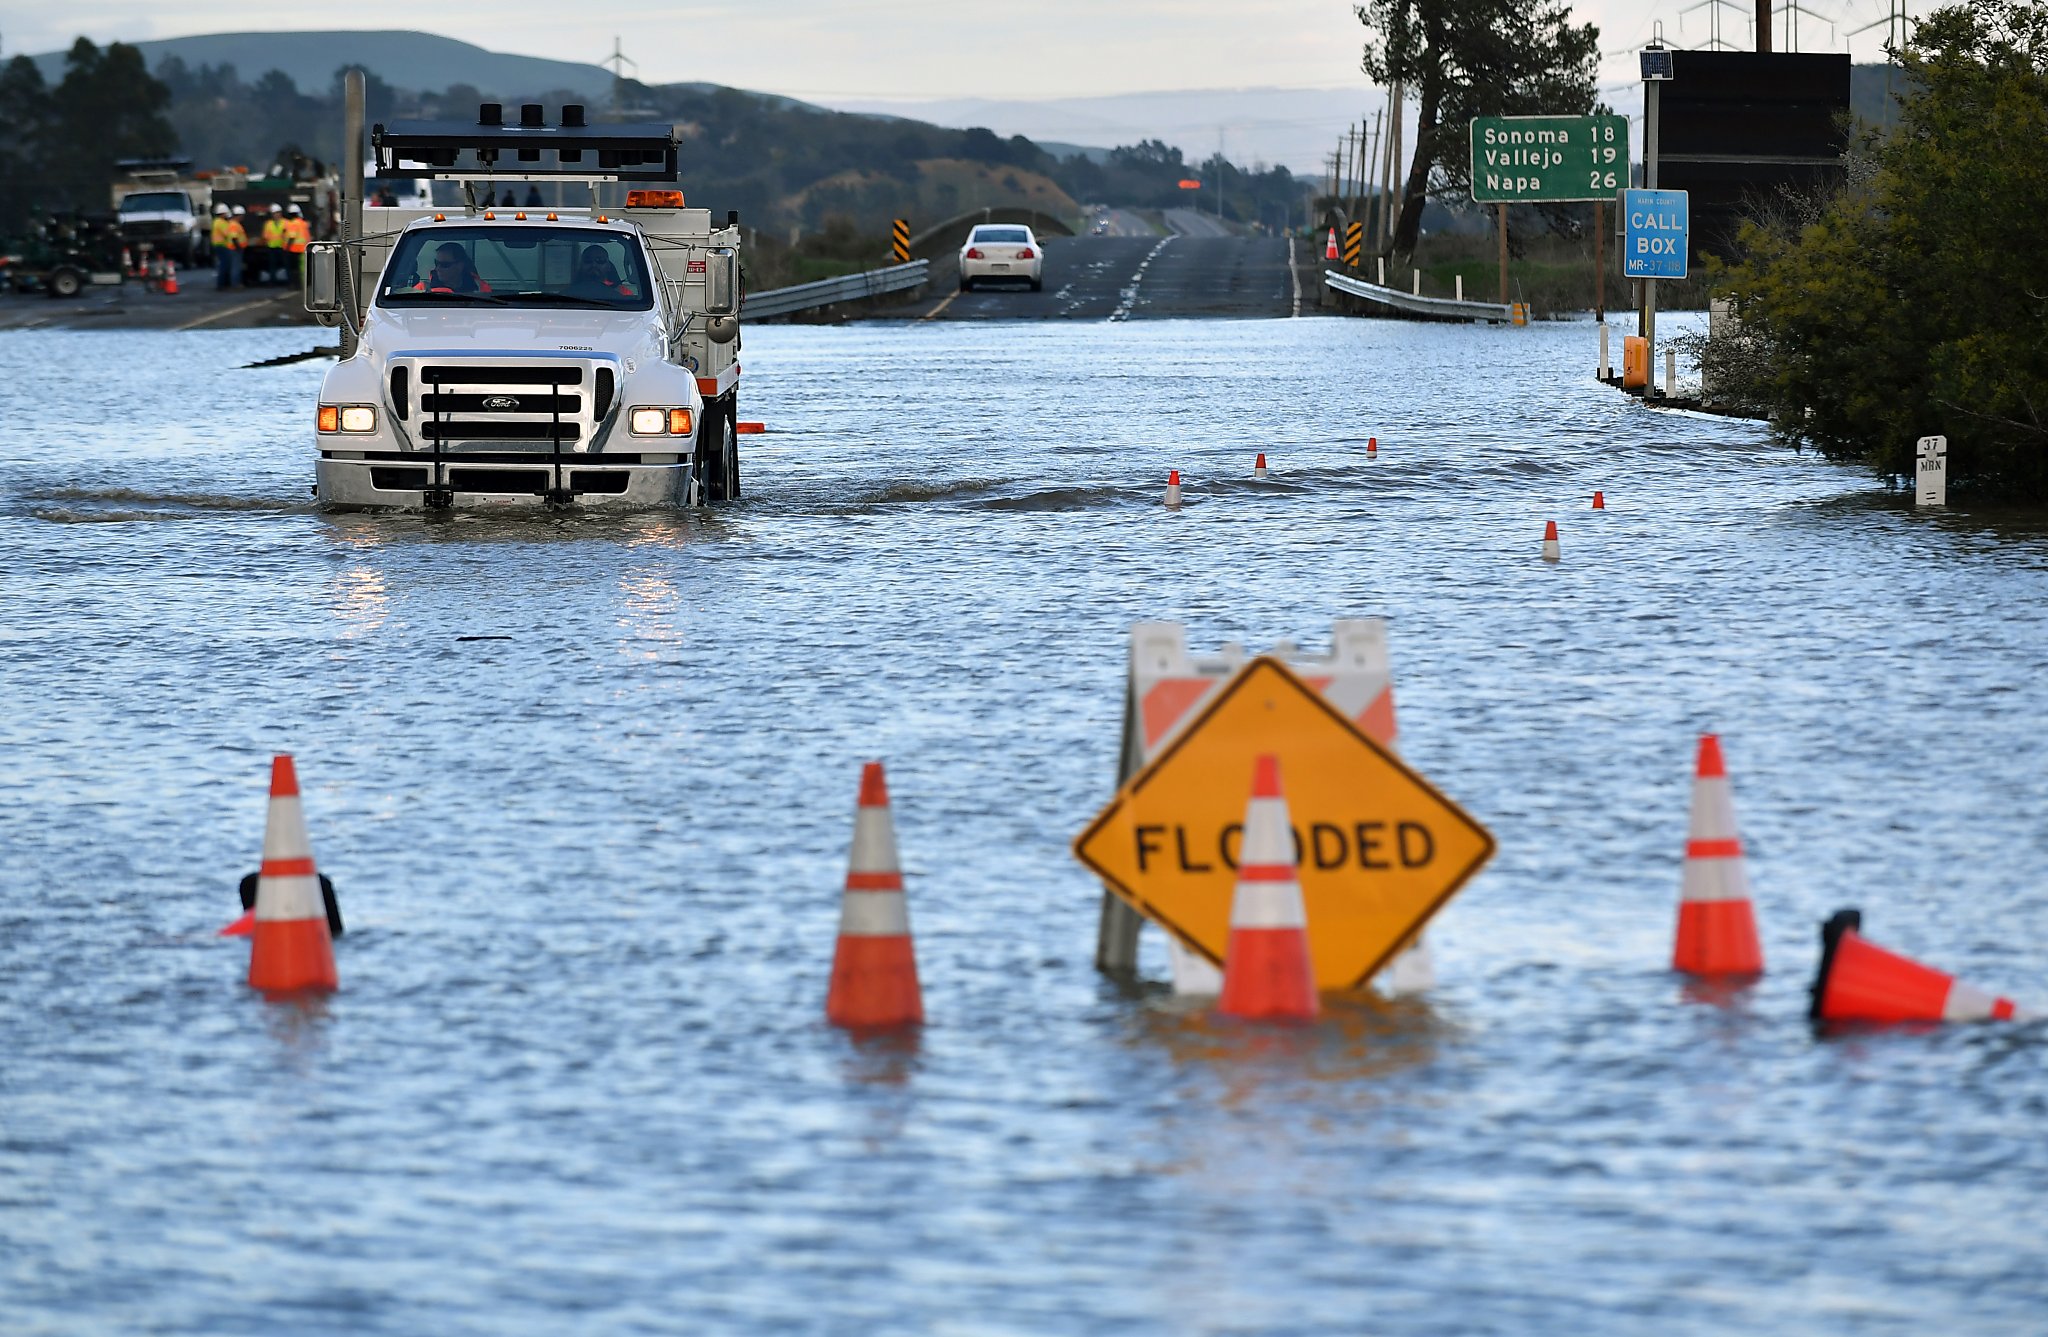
[1074,656,1495,991]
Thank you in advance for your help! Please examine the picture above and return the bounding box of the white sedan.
[959,224,1043,291]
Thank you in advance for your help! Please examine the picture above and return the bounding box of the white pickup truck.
[306,106,743,511]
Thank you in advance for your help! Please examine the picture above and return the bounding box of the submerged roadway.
[891,228,1316,323]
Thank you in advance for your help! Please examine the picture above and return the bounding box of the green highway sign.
[1470,115,1630,204]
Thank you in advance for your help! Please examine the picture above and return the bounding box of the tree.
[1356,0,1600,253]
[44,38,176,209]
[0,51,53,232]
[1703,0,2047,498]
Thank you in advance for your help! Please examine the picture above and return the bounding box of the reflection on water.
[2,319,2047,1333]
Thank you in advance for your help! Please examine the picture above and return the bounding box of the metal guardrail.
[744,260,929,319]
[1324,269,1513,323]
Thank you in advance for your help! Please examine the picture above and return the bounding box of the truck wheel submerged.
[692,394,741,505]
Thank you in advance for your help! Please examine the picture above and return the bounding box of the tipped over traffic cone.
[1218,755,1318,1021]
[1325,228,1338,261]
[826,761,923,1029]
[1253,452,1267,478]
[1541,520,1560,562]
[1673,733,1763,976]
[1811,909,2029,1023]
[1164,469,1182,509]
[246,755,338,994]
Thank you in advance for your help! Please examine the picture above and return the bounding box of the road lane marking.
[175,296,283,331]
[919,289,962,321]
[1109,236,1175,323]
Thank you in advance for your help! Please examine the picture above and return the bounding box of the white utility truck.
[304,101,743,510]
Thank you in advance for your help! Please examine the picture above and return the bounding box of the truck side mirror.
[705,251,738,316]
[304,243,342,314]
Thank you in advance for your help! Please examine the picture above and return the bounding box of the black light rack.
[371,103,681,183]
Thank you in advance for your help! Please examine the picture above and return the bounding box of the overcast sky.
[2,0,1943,102]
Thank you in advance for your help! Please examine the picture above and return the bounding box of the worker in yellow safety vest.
[260,205,289,286]
[284,205,312,284]
[211,204,246,290]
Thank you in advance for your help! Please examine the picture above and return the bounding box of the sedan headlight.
[629,406,693,436]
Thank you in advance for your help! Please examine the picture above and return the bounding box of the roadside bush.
[1706,1,2048,498]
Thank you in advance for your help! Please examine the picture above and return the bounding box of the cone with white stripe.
[1811,909,2030,1024]
[826,761,923,1029]
[1673,733,1763,976]
[1324,228,1338,261]
[247,755,338,994]
[1217,754,1318,1021]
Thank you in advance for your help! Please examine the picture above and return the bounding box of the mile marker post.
[1915,435,1948,507]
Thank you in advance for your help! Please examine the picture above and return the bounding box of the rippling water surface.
[4,317,2047,1334]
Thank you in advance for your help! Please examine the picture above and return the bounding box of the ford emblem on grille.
[482,395,520,410]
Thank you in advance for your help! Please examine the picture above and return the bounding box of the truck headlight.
[629,406,693,435]
[318,404,377,433]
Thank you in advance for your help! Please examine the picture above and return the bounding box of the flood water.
[4,316,2047,1334]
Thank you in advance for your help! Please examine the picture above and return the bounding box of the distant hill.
[821,87,1385,177]
[29,30,615,101]
[15,29,1310,234]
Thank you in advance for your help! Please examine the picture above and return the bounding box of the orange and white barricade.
[1097,618,1429,995]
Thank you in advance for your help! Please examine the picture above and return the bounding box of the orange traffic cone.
[1253,453,1268,478]
[1592,490,1605,509]
[246,755,338,994]
[1673,734,1763,976]
[1811,909,2029,1023]
[162,262,179,296]
[826,761,923,1029]
[1218,755,1318,1021]
[1164,469,1182,509]
[1325,228,1338,261]
[1541,519,1560,562]
[1367,436,1378,455]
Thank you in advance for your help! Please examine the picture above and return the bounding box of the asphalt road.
[0,274,318,331]
[891,232,1308,322]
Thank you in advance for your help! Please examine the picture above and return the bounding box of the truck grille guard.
[382,355,623,506]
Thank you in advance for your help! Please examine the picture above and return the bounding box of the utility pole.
[602,36,638,115]
[1381,82,1403,251]
[1366,109,1383,238]
[1757,1,1772,53]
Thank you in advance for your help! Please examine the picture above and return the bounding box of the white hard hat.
[287,205,302,216]
[232,206,246,215]
[214,204,229,216]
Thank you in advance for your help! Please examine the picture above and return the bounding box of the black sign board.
[1658,51,1850,261]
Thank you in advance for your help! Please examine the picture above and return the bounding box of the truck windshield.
[121,192,191,212]
[375,226,654,310]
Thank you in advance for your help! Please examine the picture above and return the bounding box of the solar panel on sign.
[1641,48,1675,81]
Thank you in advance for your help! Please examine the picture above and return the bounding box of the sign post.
[1639,41,1675,389]
[1623,185,1688,396]
[1470,113,1629,318]
[1075,656,1494,992]
[1916,434,1948,507]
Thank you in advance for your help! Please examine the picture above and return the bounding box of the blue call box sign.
[1622,188,1689,279]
